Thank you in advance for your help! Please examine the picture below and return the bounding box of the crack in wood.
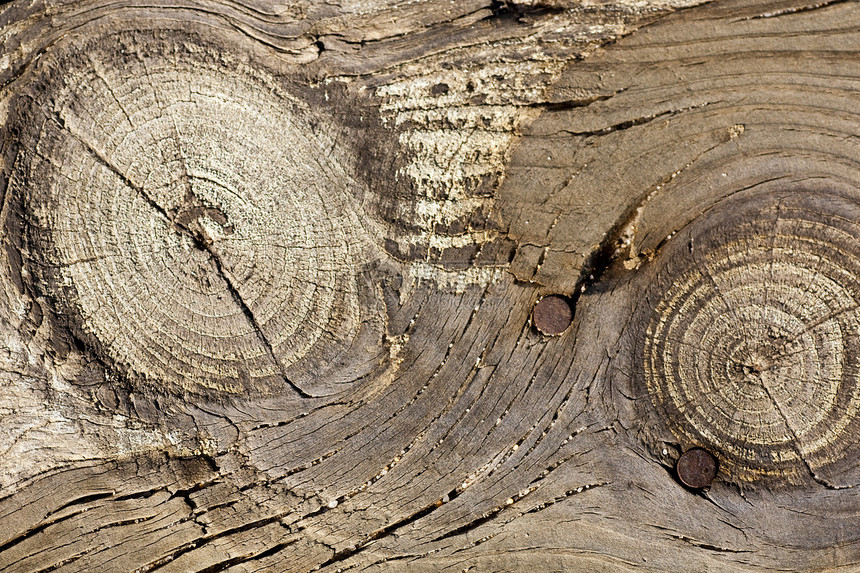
[740,0,853,20]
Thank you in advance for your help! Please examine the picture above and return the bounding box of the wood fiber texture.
[1,0,859,571]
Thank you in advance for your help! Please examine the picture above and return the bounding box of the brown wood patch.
[1,0,859,571]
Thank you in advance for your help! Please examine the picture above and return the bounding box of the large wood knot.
[639,192,860,485]
[5,32,387,397]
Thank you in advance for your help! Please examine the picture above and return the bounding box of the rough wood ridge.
[1,0,859,571]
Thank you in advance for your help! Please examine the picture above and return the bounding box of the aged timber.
[0,0,859,571]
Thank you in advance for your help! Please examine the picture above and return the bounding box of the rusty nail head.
[532,295,572,336]
[676,448,717,489]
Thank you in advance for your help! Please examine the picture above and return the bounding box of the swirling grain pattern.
[644,194,860,485]
[12,32,382,397]
[0,0,859,572]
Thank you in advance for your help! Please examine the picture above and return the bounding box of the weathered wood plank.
[1,0,860,571]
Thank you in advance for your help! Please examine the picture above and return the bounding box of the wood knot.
[639,192,860,486]
[5,31,388,398]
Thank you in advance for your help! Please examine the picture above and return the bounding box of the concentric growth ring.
[9,32,379,396]
[642,193,860,484]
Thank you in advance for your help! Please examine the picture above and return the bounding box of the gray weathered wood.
[1,0,859,571]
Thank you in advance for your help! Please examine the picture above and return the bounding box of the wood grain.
[8,30,389,398]
[1,0,859,571]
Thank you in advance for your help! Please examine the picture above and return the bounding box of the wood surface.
[1,0,859,571]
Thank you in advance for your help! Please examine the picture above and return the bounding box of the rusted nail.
[676,448,717,489]
[532,295,572,336]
